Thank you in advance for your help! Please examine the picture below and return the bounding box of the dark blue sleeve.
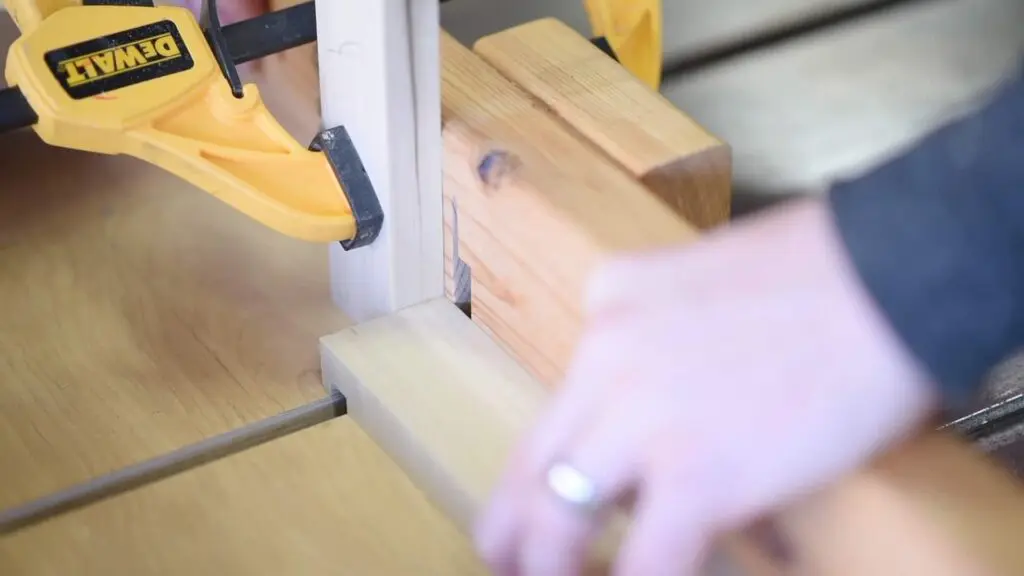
[827,66,1024,410]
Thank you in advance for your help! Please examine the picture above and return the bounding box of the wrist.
[764,196,940,432]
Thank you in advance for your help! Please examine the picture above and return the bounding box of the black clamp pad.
[590,36,619,62]
[309,126,384,250]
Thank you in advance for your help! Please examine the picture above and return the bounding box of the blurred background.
[442,0,1024,473]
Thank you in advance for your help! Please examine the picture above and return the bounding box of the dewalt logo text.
[61,33,182,87]
[45,20,195,100]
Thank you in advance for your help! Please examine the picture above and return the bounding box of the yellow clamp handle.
[3,3,357,243]
[584,0,662,90]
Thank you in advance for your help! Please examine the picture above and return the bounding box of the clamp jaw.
[1,0,381,247]
[585,0,662,90]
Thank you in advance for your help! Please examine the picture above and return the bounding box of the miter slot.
[0,393,347,535]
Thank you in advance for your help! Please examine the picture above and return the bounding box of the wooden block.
[320,299,1024,576]
[441,30,700,385]
[319,299,636,573]
[0,418,487,575]
[320,300,777,574]
[474,18,732,229]
[0,126,350,511]
[321,299,545,533]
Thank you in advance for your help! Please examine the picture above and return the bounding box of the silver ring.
[545,462,602,513]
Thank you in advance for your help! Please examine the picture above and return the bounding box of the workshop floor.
[443,0,1024,473]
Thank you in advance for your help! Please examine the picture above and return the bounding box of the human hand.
[473,197,938,575]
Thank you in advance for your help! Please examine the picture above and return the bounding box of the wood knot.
[477,149,520,191]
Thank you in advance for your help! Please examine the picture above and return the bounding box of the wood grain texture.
[441,30,700,386]
[320,299,641,574]
[0,70,347,510]
[0,418,487,575]
[320,300,778,575]
[474,18,731,230]
[321,300,1024,576]
[321,299,544,534]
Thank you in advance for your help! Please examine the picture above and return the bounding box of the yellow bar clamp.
[584,0,663,90]
[0,0,659,242]
[2,2,360,243]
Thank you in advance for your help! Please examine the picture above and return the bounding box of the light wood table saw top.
[0,417,485,575]
[0,128,342,509]
[0,114,482,575]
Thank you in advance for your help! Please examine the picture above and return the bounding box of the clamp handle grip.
[128,78,360,242]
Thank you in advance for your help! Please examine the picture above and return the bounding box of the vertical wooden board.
[474,18,732,229]
[440,31,698,386]
[266,1,450,312]
[316,0,443,321]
